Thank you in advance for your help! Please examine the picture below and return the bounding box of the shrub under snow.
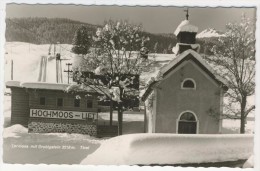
[81,133,253,165]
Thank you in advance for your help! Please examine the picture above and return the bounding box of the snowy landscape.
[2,41,255,166]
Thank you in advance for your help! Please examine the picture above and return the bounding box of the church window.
[181,78,196,89]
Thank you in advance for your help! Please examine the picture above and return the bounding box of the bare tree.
[207,14,255,133]
[153,42,158,53]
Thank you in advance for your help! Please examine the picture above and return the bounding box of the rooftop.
[174,20,199,36]
[5,81,110,96]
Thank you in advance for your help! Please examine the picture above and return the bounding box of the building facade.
[142,19,228,134]
[6,81,101,136]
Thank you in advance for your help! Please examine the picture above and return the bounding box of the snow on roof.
[170,50,227,84]
[142,49,228,101]
[81,133,253,165]
[174,20,198,36]
[21,82,69,90]
[160,49,215,76]
[172,43,200,54]
[5,81,21,87]
[6,80,69,90]
[5,81,107,95]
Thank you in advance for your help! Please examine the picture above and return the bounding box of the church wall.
[155,60,221,134]
[144,90,156,133]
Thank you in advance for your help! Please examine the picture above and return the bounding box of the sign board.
[30,109,97,120]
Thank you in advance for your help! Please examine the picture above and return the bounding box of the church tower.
[173,9,200,54]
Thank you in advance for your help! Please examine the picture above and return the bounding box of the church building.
[142,18,228,134]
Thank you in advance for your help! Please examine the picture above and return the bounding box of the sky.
[6,4,256,33]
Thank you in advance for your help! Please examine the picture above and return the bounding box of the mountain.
[195,28,225,55]
[5,18,98,44]
[196,28,224,39]
[5,17,177,54]
[5,18,225,55]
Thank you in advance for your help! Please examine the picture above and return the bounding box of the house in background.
[5,53,117,137]
[6,81,101,136]
[142,19,228,134]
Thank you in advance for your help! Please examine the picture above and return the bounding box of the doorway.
[177,111,197,134]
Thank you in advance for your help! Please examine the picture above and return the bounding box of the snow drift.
[3,124,28,138]
[81,133,253,165]
[243,155,254,168]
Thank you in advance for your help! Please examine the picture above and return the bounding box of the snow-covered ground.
[2,42,256,165]
[3,124,103,164]
[222,118,255,134]
[243,155,254,168]
[2,94,255,164]
[81,133,253,165]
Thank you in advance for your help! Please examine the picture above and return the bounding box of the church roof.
[174,20,199,36]
[141,49,228,101]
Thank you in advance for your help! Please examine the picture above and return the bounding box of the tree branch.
[245,105,255,118]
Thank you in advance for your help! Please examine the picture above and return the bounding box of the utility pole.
[11,60,13,80]
[56,53,60,83]
[64,63,72,84]
[110,95,113,126]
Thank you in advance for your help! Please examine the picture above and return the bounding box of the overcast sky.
[6,4,256,33]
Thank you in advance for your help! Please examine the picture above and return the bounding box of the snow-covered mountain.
[4,42,73,83]
[196,28,224,39]
[4,42,174,84]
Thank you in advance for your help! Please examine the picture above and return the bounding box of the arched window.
[180,112,196,121]
[181,78,196,89]
[177,111,198,134]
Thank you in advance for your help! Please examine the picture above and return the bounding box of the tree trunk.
[117,103,123,135]
[110,100,113,126]
[240,96,247,134]
[117,88,124,135]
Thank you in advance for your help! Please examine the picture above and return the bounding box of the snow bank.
[41,132,103,144]
[243,155,254,168]
[3,124,28,138]
[3,124,104,144]
[81,133,253,165]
